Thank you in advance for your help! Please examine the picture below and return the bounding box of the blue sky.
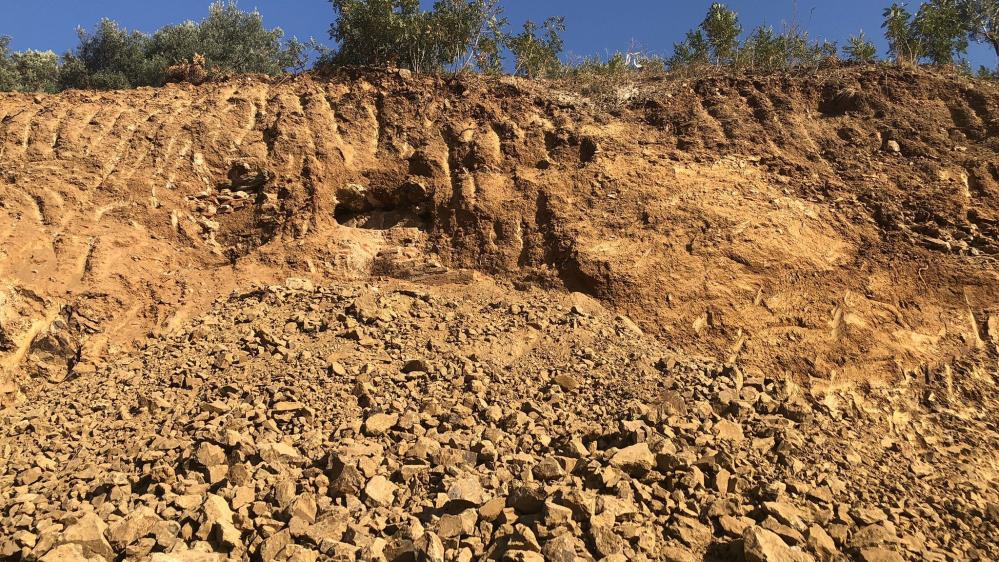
[2,1,995,69]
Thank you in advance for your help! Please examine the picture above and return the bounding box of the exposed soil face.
[0,67,996,561]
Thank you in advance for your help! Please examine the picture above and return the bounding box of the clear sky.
[1,0,996,70]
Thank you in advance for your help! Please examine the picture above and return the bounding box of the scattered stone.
[448,477,488,506]
[201,494,241,549]
[57,513,114,561]
[40,544,105,562]
[258,442,303,464]
[743,526,815,562]
[662,545,698,562]
[0,274,992,562]
[108,506,161,548]
[150,552,224,562]
[857,547,905,562]
[554,373,580,390]
[363,412,399,436]
[609,442,655,474]
[364,476,397,507]
[714,419,745,442]
[194,442,226,467]
[261,529,292,562]
[402,359,430,373]
[806,524,838,561]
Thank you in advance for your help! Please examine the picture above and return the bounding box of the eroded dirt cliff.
[0,67,996,561]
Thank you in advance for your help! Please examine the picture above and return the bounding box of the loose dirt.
[0,66,996,561]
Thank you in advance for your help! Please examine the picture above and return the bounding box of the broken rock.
[364,475,397,507]
[743,525,815,562]
[57,513,113,561]
[608,442,656,474]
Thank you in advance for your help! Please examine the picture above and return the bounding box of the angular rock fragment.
[57,513,114,561]
[743,526,815,562]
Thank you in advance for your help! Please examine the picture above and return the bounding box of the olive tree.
[915,0,968,65]
[327,0,505,74]
[883,3,921,64]
[882,1,969,66]
[154,1,305,75]
[0,36,18,91]
[59,19,164,90]
[9,50,60,92]
[506,16,566,78]
[960,0,999,66]
[668,30,711,68]
[60,2,304,90]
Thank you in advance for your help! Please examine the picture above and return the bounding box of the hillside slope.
[0,67,996,561]
[1,67,997,393]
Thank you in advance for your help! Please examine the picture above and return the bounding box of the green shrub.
[739,24,836,72]
[507,16,565,78]
[0,36,18,91]
[702,3,742,65]
[471,8,508,74]
[786,30,838,68]
[150,1,305,76]
[184,1,304,74]
[327,0,418,67]
[9,50,60,92]
[670,3,743,70]
[915,0,968,65]
[327,0,504,74]
[60,2,303,91]
[565,50,666,77]
[844,32,878,63]
[669,30,711,69]
[883,2,921,64]
[59,19,165,90]
[883,1,968,66]
[741,25,784,71]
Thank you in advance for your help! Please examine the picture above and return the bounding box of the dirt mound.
[0,67,997,561]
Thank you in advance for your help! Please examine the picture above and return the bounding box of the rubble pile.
[2,280,995,561]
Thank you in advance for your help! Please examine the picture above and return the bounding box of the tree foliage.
[1,56,61,93]
[8,50,60,92]
[506,17,565,78]
[671,4,837,73]
[668,2,742,69]
[60,19,165,90]
[882,1,969,66]
[472,14,508,75]
[843,32,878,63]
[915,0,968,64]
[740,24,837,71]
[883,3,921,64]
[59,2,303,91]
[741,26,784,71]
[961,0,999,64]
[325,0,565,77]
[156,2,305,75]
[327,0,505,74]
[4,0,998,94]
[0,36,19,91]
[702,3,742,65]
[669,30,711,68]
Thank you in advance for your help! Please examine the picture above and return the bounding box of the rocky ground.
[1,277,995,561]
